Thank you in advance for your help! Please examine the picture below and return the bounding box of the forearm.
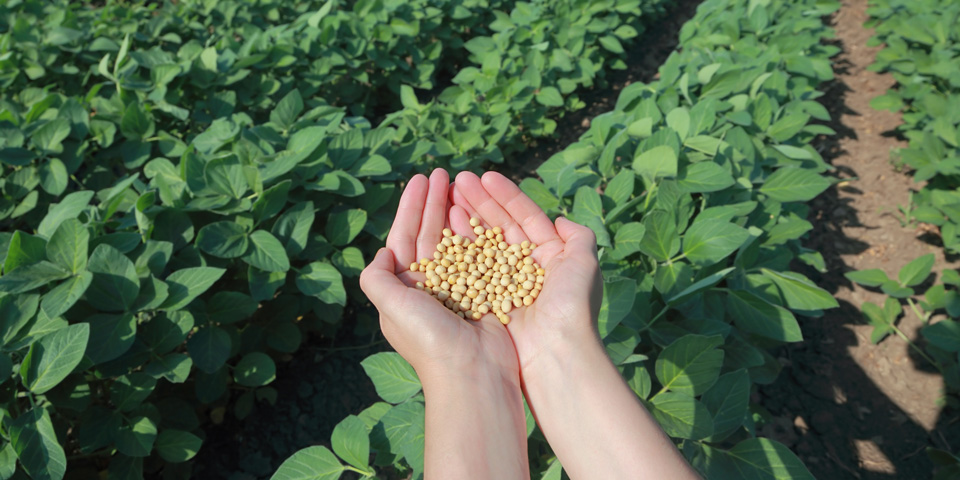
[421,366,530,480]
[522,332,700,480]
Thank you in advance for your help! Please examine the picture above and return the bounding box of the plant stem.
[890,322,940,371]
[343,465,375,477]
[638,306,669,333]
[906,297,928,323]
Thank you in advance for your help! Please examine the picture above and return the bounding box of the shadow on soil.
[759,19,960,480]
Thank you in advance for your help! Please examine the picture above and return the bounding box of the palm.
[378,169,520,376]
[447,171,602,369]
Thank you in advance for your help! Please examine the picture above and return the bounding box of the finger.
[450,184,481,219]
[448,204,475,238]
[454,171,528,244]
[387,174,428,268]
[360,248,413,311]
[417,169,450,260]
[480,171,561,246]
[555,217,598,256]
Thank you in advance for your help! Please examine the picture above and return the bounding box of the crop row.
[845,1,960,477]
[272,0,844,478]
[0,0,674,478]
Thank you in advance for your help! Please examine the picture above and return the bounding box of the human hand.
[359,169,520,383]
[448,171,604,372]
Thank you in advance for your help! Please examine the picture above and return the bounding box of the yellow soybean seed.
[470,217,480,227]
[410,262,418,272]
[474,225,485,235]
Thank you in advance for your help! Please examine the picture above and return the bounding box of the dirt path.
[758,0,960,478]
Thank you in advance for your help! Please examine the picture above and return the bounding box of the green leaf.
[252,180,291,225]
[31,118,71,153]
[326,209,367,247]
[21,323,89,394]
[400,85,420,110]
[271,446,343,480]
[0,261,70,294]
[155,430,202,463]
[116,416,157,457]
[4,231,47,273]
[639,211,679,261]
[234,352,276,387]
[598,35,624,54]
[40,271,92,318]
[604,169,635,205]
[196,221,249,258]
[922,320,960,353]
[655,334,724,396]
[46,218,89,273]
[536,86,564,107]
[39,158,68,196]
[9,408,66,480]
[598,277,637,338]
[844,269,891,287]
[767,113,810,142]
[110,373,156,411]
[649,392,713,440]
[633,145,678,181]
[332,415,370,470]
[701,369,750,441]
[120,103,154,140]
[727,290,802,342]
[205,156,247,199]
[85,313,137,364]
[610,222,646,260]
[37,190,94,238]
[360,352,422,404]
[207,291,259,324]
[683,219,749,266]
[899,254,935,287]
[243,230,290,272]
[249,267,286,302]
[160,267,226,311]
[761,269,839,310]
[187,327,232,374]
[0,293,39,346]
[296,262,346,306]
[272,201,315,257]
[678,162,735,193]
[702,438,814,479]
[666,108,691,139]
[665,267,734,305]
[270,89,304,131]
[760,167,830,202]
[86,244,140,312]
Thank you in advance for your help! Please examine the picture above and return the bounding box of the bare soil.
[757,0,960,478]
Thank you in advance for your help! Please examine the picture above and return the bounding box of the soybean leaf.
[187,327,232,374]
[252,180,291,225]
[360,352,421,404]
[46,218,89,273]
[37,190,94,238]
[0,293,39,346]
[206,291,258,324]
[701,369,750,441]
[633,145,678,181]
[272,201,315,257]
[655,334,724,396]
[234,352,276,387]
[85,313,137,364]
[844,269,891,287]
[598,277,637,338]
[727,290,802,342]
[9,408,66,480]
[4,231,47,273]
[759,167,830,202]
[271,446,343,480]
[249,267,286,302]
[701,438,814,479]
[110,373,156,412]
[922,320,960,353]
[40,271,92,318]
[0,261,70,294]
[536,86,564,107]
[86,244,140,312]
[899,254,935,287]
[270,89,304,131]
[326,209,367,246]
[649,392,713,440]
[683,219,749,266]
[243,230,290,272]
[296,262,346,306]
[666,267,735,306]
[116,416,157,457]
[761,269,839,310]
[21,323,89,394]
[196,221,249,258]
[156,430,202,463]
[332,415,370,470]
[610,223,646,260]
[678,162,735,193]
[639,211,679,261]
[160,267,226,311]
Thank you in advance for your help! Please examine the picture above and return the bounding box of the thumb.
[555,217,598,254]
[360,248,407,309]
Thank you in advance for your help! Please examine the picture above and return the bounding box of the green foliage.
[866,0,960,254]
[277,0,841,477]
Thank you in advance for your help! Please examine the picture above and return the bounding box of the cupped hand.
[447,171,604,372]
[359,169,520,382]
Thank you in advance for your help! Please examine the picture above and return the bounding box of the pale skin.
[360,168,701,479]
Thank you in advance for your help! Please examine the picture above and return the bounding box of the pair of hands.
[360,169,603,390]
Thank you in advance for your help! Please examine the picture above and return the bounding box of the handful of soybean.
[409,218,545,325]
